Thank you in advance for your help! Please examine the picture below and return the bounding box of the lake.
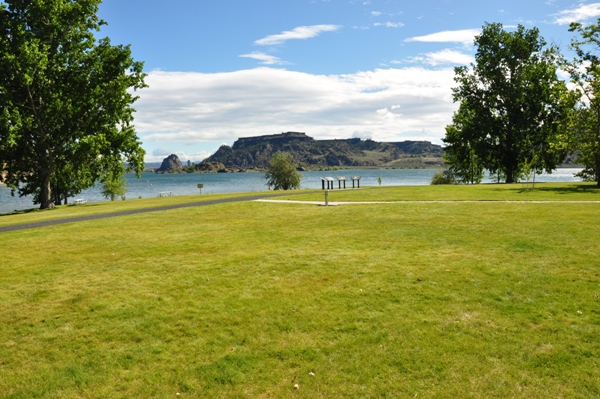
[0,168,584,214]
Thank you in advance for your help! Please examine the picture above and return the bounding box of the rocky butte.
[155,154,184,174]
[199,132,444,172]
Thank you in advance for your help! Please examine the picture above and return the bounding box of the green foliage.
[430,169,456,185]
[443,114,485,184]
[264,151,302,190]
[562,19,600,186]
[0,0,146,209]
[100,163,127,201]
[444,22,571,184]
[183,160,196,173]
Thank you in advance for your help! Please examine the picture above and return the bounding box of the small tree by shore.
[100,165,127,201]
[265,152,302,190]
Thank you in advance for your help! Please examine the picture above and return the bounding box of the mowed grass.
[0,191,287,228]
[1,183,599,398]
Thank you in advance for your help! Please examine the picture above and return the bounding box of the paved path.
[3,195,598,233]
[255,199,600,205]
[0,194,289,233]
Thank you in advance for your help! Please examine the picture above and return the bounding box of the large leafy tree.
[563,19,600,185]
[0,0,146,209]
[265,151,302,190]
[444,23,570,183]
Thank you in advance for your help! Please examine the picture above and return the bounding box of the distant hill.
[144,162,162,171]
[199,132,445,171]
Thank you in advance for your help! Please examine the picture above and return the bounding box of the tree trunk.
[506,168,515,184]
[39,170,54,209]
[595,152,600,187]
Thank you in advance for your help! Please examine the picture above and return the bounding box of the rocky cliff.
[156,154,184,174]
[200,132,444,171]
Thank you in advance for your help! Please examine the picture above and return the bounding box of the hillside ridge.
[200,132,444,171]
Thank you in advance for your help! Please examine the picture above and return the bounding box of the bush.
[431,170,456,185]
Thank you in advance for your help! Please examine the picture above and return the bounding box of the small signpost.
[197,183,203,194]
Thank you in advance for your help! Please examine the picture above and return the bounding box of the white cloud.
[405,29,480,45]
[152,147,173,156]
[239,52,287,65]
[146,150,213,163]
[374,22,405,28]
[255,25,342,46]
[404,49,474,66]
[133,67,457,150]
[553,3,600,25]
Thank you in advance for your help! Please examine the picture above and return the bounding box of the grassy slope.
[1,183,599,398]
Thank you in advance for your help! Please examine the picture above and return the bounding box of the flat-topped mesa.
[232,132,313,150]
[388,141,445,157]
[198,132,446,171]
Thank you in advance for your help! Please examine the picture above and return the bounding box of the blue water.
[0,168,584,214]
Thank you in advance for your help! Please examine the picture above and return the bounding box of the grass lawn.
[1,183,599,398]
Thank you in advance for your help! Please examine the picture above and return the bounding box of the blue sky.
[96,0,600,163]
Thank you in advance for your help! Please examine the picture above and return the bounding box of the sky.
[95,0,600,163]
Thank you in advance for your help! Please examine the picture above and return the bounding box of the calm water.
[0,168,584,214]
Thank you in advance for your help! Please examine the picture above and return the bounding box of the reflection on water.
[0,168,584,214]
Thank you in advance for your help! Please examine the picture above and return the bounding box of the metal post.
[325,190,329,206]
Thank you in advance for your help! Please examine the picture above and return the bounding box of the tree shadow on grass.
[0,203,103,217]
[515,183,600,195]
[0,207,44,217]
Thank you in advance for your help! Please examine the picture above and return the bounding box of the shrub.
[431,170,456,185]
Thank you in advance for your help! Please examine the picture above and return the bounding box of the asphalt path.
[0,193,291,233]
[3,195,598,233]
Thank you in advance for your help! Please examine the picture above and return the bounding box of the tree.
[0,0,146,209]
[100,162,127,201]
[265,152,302,190]
[444,23,570,183]
[443,104,485,184]
[562,19,600,186]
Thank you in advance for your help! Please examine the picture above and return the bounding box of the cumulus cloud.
[405,29,480,45]
[239,52,287,65]
[374,21,405,28]
[404,49,475,66]
[255,25,342,46]
[553,3,600,25]
[133,67,457,149]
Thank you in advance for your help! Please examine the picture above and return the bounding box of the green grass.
[0,191,287,227]
[284,181,600,202]
[1,183,599,398]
